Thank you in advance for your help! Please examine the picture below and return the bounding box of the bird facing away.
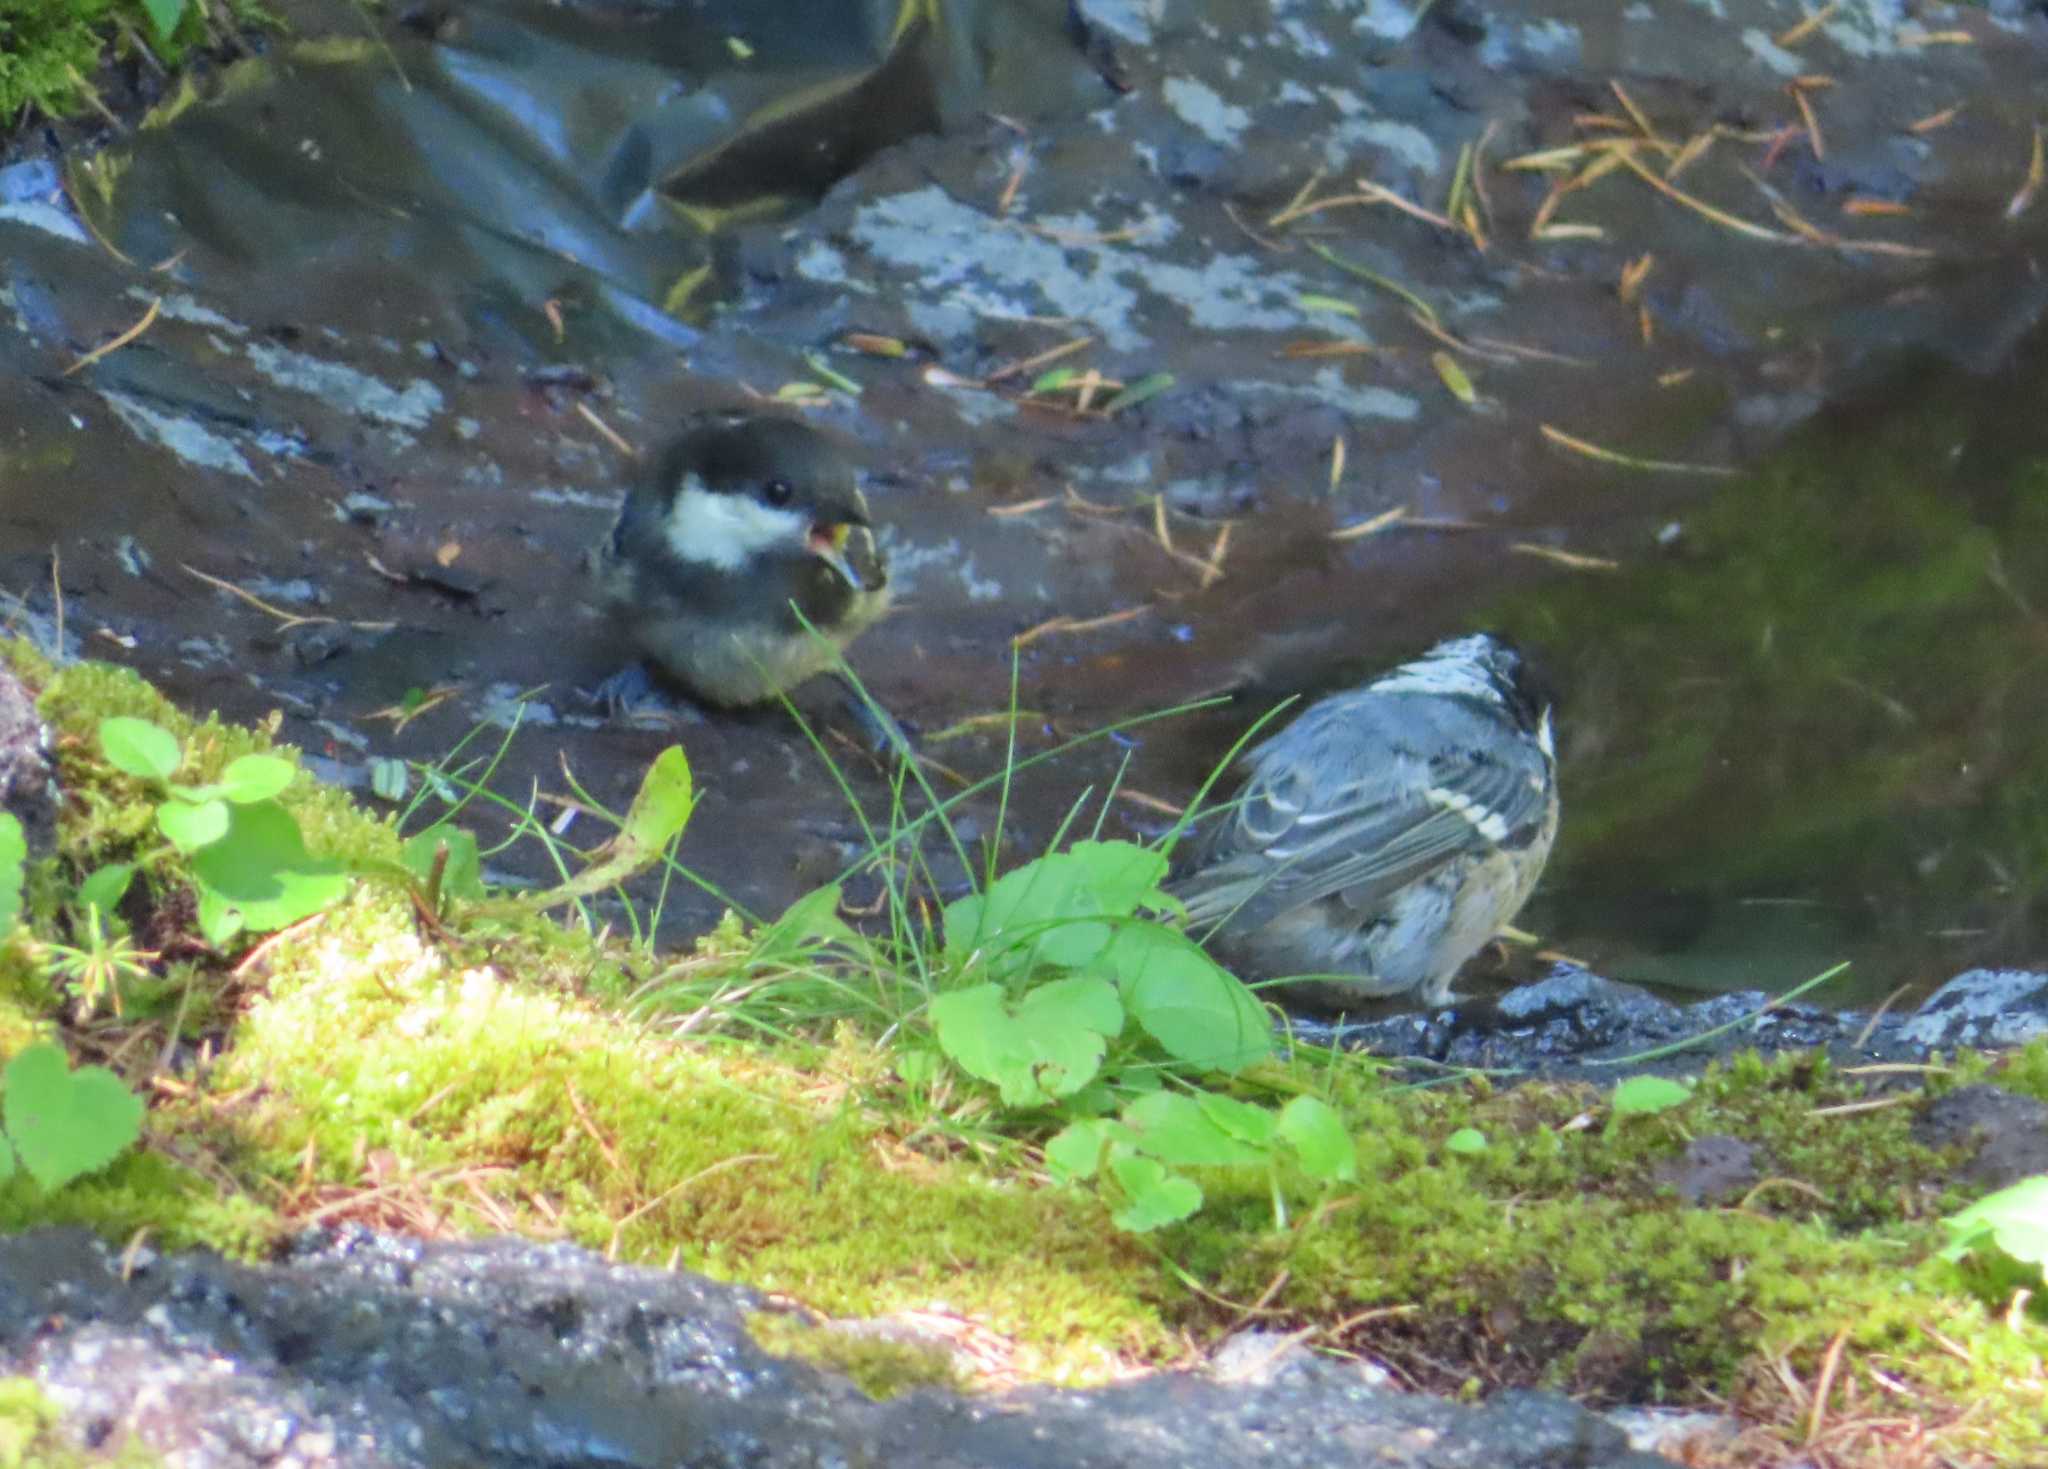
[593,415,891,708]
[1173,633,1559,1012]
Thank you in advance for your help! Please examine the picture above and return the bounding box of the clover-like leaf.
[1105,925,1270,1072]
[215,754,296,804]
[158,797,230,852]
[2,1043,144,1192]
[1107,1149,1202,1232]
[1444,1126,1489,1157]
[0,813,23,933]
[929,977,1120,1107]
[75,862,135,918]
[99,717,180,782]
[1279,1096,1359,1180]
[190,799,350,932]
[1120,1091,1269,1168]
[401,824,484,900]
[1941,1176,2048,1270]
[1611,1075,1693,1119]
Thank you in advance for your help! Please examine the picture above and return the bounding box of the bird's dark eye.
[762,479,794,508]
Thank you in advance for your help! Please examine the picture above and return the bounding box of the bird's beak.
[808,520,869,590]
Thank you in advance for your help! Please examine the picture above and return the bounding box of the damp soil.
[2,0,2046,1010]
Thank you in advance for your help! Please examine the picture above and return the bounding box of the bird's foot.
[582,664,705,729]
[832,673,916,761]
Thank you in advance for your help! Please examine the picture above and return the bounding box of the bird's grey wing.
[1181,708,1549,930]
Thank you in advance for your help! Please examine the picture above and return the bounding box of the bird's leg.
[831,671,915,761]
[581,663,707,729]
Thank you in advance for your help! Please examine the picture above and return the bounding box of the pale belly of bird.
[1235,798,1560,1013]
[629,587,890,708]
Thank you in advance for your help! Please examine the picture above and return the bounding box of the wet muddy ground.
[4,0,2047,1003]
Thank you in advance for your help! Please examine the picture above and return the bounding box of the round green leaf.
[1,1043,144,1192]
[99,717,180,782]
[1107,1151,1203,1232]
[1281,1096,1360,1179]
[0,813,23,933]
[75,862,135,918]
[216,754,295,804]
[1444,1126,1489,1157]
[1108,926,1271,1072]
[1120,1092,1267,1167]
[158,798,230,852]
[1611,1075,1694,1119]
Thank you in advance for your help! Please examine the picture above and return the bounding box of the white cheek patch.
[664,476,809,571]
[1426,786,1511,844]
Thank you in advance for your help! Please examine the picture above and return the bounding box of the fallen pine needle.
[1327,435,1346,494]
[987,496,1059,517]
[1907,105,1961,135]
[1608,80,1664,147]
[64,295,161,376]
[1540,423,1737,475]
[924,710,1050,743]
[1115,788,1184,817]
[2007,124,2045,221]
[1614,149,1797,243]
[985,335,1093,385]
[1776,0,1839,48]
[577,402,637,457]
[1011,604,1150,648]
[1330,506,1408,541]
[1510,542,1619,571]
[183,564,397,632]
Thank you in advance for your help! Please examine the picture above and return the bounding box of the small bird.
[1173,633,1559,1012]
[592,415,891,709]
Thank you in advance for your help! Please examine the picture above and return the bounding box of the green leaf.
[527,746,693,906]
[99,717,180,782]
[195,890,245,946]
[215,754,295,804]
[189,799,351,933]
[141,0,185,44]
[400,825,485,900]
[1280,1096,1359,1179]
[1120,1092,1268,1167]
[0,1131,13,1185]
[1611,1075,1693,1118]
[1029,366,1077,395]
[369,758,410,802]
[929,977,1120,1107]
[0,813,23,933]
[1199,1093,1278,1147]
[1101,372,1175,416]
[1107,1150,1202,1232]
[158,797,229,852]
[75,863,135,918]
[754,883,854,961]
[1045,1119,1121,1183]
[1106,925,1271,1072]
[1,1043,144,1192]
[944,841,1172,976]
[1444,1126,1489,1156]
[1940,1176,2048,1269]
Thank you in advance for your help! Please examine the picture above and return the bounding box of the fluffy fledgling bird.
[593,415,891,709]
[1174,633,1559,1011]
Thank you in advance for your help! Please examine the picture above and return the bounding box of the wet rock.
[0,657,57,860]
[1912,1084,2048,1192]
[1898,970,2048,1051]
[0,1227,1676,1469]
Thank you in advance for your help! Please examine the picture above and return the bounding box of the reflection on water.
[1495,327,2048,1007]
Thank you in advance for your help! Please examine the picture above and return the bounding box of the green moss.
[0,1376,160,1467]
[746,1312,965,1399]
[4,643,2047,1457]
[0,0,275,122]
